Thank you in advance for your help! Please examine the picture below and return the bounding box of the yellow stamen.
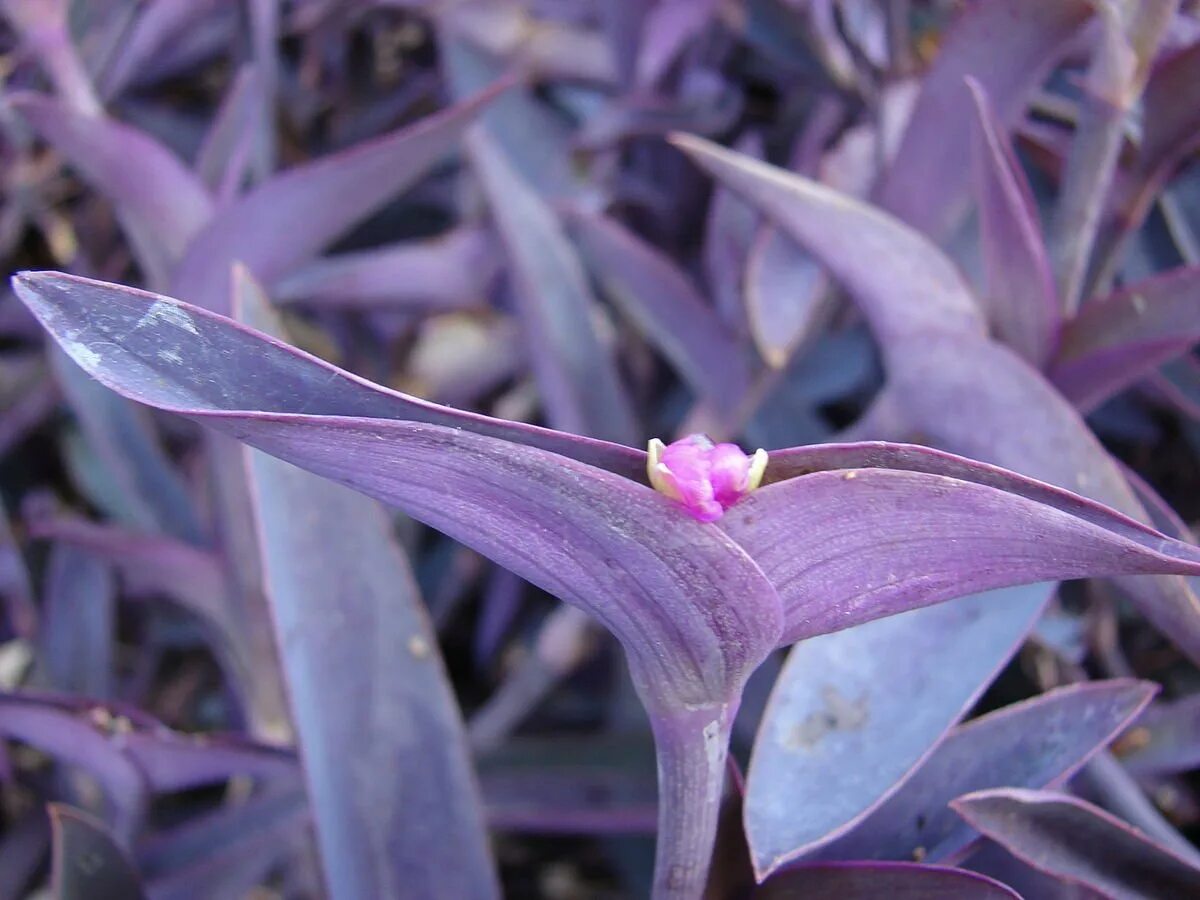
[746,448,768,491]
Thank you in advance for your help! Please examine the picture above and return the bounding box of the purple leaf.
[49,804,145,900]
[38,543,114,698]
[702,132,763,333]
[234,269,499,899]
[50,349,204,545]
[1049,266,1200,411]
[0,809,48,900]
[139,786,307,900]
[804,679,1158,864]
[670,133,986,342]
[952,788,1200,898]
[193,65,264,195]
[467,131,638,443]
[1048,1,1178,313]
[1092,41,1200,287]
[727,459,1200,643]
[273,226,501,311]
[744,224,830,370]
[967,77,1059,366]
[11,94,214,285]
[119,730,297,795]
[169,81,509,314]
[1117,693,1200,776]
[567,208,752,416]
[97,0,225,100]
[756,860,1021,899]
[0,693,150,840]
[876,0,1093,237]
[634,0,721,87]
[1,0,102,116]
[739,587,1048,879]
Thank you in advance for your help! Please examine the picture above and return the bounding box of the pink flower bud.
[647,435,768,522]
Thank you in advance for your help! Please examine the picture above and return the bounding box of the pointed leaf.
[1050,266,1200,411]
[670,134,986,342]
[12,271,781,713]
[1,0,101,115]
[967,77,1059,366]
[568,209,752,416]
[744,225,830,370]
[15,272,643,479]
[169,82,509,314]
[194,65,265,194]
[756,861,1020,899]
[805,680,1157,864]
[876,0,1093,237]
[235,269,499,899]
[49,805,145,900]
[741,587,1049,879]
[274,226,500,310]
[11,94,214,268]
[724,449,1200,643]
[467,131,638,443]
[952,788,1200,898]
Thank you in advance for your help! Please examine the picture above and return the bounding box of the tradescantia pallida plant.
[17,271,1200,898]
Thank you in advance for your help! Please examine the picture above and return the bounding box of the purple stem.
[648,702,736,900]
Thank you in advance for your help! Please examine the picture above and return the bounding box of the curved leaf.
[568,208,751,416]
[236,270,499,899]
[952,788,1200,898]
[169,81,509,314]
[670,134,985,342]
[967,77,1058,366]
[757,860,1019,899]
[1050,266,1200,411]
[805,680,1157,864]
[875,0,1093,237]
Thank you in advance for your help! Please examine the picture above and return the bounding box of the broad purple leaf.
[11,273,780,710]
[671,133,986,342]
[1117,693,1200,776]
[12,94,214,286]
[725,460,1200,643]
[738,588,1048,879]
[804,680,1157,864]
[876,0,1093,237]
[1050,266,1200,411]
[886,333,1200,665]
[235,270,499,899]
[1049,1,1178,313]
[567,208,752,416]
[967,77,1059,366]
[274,226,500,310]
[756,860,1020,899]
[13,273,643,479]
[38,543,114,698]
[952,788,1200,898]
[467,131,638,443]
[49,805,145,900]
[169,81,508,314]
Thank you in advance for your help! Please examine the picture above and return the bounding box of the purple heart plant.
[5,2,1200,899]
[15,269,1200,897]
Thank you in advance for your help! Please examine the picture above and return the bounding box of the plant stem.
[648,702,737,900]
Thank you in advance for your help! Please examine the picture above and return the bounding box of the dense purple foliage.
[2,2,1200,898]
